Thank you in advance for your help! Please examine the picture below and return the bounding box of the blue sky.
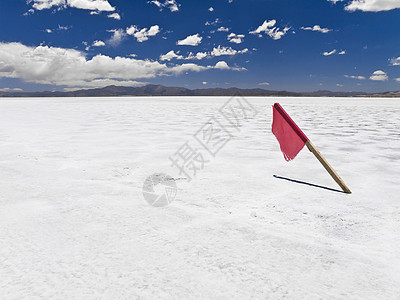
[1,0,400,93]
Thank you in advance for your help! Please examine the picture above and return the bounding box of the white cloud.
[336,83,344,87]
[211,45,248,56]
[45,25,72,33]
[250,20,275,35]
[395,78,400,82]
[227,33,245,44]
[177,34,202,46]
[217,26,229,32]
[30,0,66,10]
[328,0,400,11]
[196,52,208,60]
[126,25,160,42]
[212,46,237,56]
[205,18,221,26]
[68,0,114,11]
[345,0,400,12]
[322,49,346,56]
[160,46,248,61]
[149,0,180,12]
[107,12,120,20]
[24,8,35,15]
[213,61,246,71]
[107,29,126,46]
[344,75,366,80]
[160,50,184,61]
[208,7,214,12]
[323,49,337,56]
[249,20,290,40]
[186,52,208,60]
[258,82,270,86]
[30,0,115,12]
[301,25,331,33]
[92,40,105,47]
[63,80,145,91]
[370,70,388,81]
[202,81,207,85]
[58,25,71,30]
[0,42,213,89]
[0,88,23,92]
[389,57,400,66]
[171,63,208,73]
[214,61,230,70]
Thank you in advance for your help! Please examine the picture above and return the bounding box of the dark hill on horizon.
[1,84,400,98]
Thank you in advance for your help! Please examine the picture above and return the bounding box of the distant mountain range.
[1,84,400,98]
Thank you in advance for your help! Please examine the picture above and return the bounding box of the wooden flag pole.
[305,140,352,194]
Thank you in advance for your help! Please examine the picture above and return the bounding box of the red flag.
[271,103,352,193]
[272,103,309,161]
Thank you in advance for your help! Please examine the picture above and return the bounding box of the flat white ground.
[0,97,399,299]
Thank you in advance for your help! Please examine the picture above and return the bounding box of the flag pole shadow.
[273,175,345,194]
